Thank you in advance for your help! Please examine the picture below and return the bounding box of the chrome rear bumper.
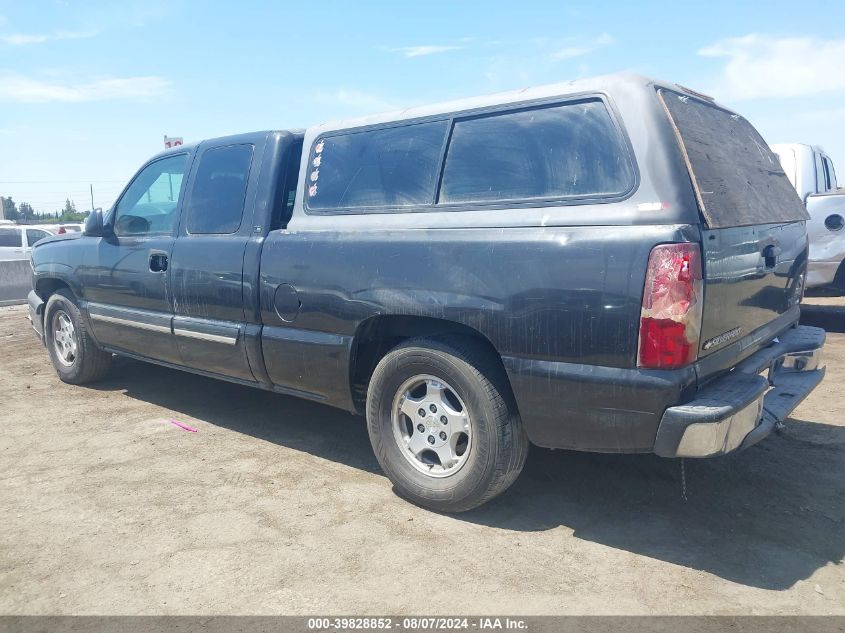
[654,325,826,458]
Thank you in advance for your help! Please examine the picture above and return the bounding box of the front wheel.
[44,289,112,384]
[366,337,528,512]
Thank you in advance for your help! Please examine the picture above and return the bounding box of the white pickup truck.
[772,143,845,289]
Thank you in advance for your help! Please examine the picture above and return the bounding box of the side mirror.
[83,210,111,237]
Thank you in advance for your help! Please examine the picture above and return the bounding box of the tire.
[44,289,112,384]
[366,336,528,512]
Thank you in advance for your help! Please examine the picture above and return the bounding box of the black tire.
[366,336,528,512]
[44,289,112,384]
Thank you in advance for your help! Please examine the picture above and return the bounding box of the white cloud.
[0,73,171,102]
[699,34,845,100]
[1,29,98,45]
[391,45,463,58]
[551,33,613,61]
[2,33,49,45]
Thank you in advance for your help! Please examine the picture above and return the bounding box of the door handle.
[149,251,169,273]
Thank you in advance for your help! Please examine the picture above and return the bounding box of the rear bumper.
[653,325,826,458]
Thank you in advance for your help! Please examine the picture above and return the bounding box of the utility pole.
[0,196,5,221]
[90,184,95,213]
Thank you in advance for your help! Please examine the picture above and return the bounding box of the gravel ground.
[0,302,843,615]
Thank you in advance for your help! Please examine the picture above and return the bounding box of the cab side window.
[272,141,302,230]
[114,154,187,237]
[26,229,50,247]
[0,227,21,248]
[823,156,838,190]
[186,144,254,234]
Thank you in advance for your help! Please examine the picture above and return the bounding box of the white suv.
[0,225,56,261]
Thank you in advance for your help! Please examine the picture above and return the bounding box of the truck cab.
[30,131,303,378]
[772,143,845,288]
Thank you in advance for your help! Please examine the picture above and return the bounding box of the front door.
[84,152,189,364]
[169,139,259,380]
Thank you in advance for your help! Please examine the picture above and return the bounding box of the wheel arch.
[348,314,514,413]
[34,275,96,346]
[35,276,74,303]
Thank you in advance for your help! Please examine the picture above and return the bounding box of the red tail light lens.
[638,243,703,369]
[57,227,66,234]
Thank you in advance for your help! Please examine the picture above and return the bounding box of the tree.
[19,202,34,222]
[2,196,20,221]
[63,199,77,215]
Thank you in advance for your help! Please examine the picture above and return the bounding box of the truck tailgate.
[698,222,807,356]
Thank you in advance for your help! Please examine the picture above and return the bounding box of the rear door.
[0,227,24,261]
[168,136,262,380]
[658,90,810,360]
[24,228,52,256]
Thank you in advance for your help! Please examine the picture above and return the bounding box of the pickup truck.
[0,225,56,261]
[772,143,845,289]
[28,73,826,512]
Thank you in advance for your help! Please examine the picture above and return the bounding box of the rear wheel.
[44,289,111,384]
[366,337,528,512]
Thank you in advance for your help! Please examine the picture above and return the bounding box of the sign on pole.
[164,135,184,149]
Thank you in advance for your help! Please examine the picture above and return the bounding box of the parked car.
[27,73,825,511]
[0,225,56,261]
[771,143,845,289]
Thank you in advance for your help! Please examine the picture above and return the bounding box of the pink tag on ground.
[169,419,198,433]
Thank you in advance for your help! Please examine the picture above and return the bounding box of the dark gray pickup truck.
[28,73,825,511]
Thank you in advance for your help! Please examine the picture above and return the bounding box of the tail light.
[57,227,66,234]
[638,243,703,369]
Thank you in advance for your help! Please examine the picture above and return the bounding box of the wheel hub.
[391,375,472,478]
[52,309,78,367]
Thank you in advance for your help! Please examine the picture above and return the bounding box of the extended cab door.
[84,152,190,364]
[168,136,263,380]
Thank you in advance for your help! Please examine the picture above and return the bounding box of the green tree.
[19,202,34,222]
[63,199,77,215]
[2,196,20,221]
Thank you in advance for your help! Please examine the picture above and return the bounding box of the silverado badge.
[703,327,743,350]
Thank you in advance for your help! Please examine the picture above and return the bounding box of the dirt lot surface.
[1,302,843,615]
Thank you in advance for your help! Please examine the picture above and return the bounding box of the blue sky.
[1,0,844,213]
